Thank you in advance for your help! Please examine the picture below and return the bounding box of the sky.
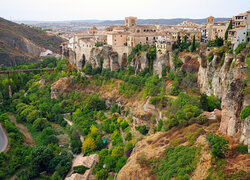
[0,0,249,21]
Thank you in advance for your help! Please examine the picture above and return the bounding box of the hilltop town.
[61,10,250,72]
[0,7,249,180]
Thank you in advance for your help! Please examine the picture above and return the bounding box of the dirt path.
[8,114,36,147]
[0,124,8,152]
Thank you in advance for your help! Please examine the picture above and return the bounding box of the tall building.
[125,17,137,27]
[207,16,215,25]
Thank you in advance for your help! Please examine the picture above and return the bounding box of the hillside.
[0,40,249,179]
[0,17,65,67]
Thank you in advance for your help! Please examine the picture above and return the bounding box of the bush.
[200,94,221,112]
[235,42,247,55]
[235,144,248,154]
[110,104,120,114]
[240,105,250,120]
[136,153,147,165]
[206,133,229,158]
[135,125,148,135]
[115,156,128,172]
[73,165,89,174]
[172,50,183,69]
[96,169,108,180]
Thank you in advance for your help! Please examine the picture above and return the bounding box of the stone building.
[125,16,137,27]
[228,10,250,50]
[210,21,228,40]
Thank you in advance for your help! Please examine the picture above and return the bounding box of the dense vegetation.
[149,146,200,180]
[0,36,248,180]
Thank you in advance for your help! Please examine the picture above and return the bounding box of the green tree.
[190,35,196,52]
[30,146,54,174]
[32,118,47,131]
[111,146,124,158]
[115,156,128,172]
[225,19,232,40]
[82,137,96,154]
[104,155,116,171]
[96,169,108,180]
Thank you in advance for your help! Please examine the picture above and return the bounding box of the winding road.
[0,123,8,152]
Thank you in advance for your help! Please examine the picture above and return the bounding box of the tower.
[207,16,215,25]
[125,17,137,27]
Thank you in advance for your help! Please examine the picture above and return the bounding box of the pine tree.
[191,35,196,52]
[225,19,232,40]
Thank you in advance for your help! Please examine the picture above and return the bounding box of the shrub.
[235,42,247,55]
[135,125,148,135]
[73,165,89,174]
[96,169,108,180]
[143,75,162,97]
[200,94,221,112]
[115,156,128,172]
[206,133,229,158]
[156,146,199,179]
[235,144,248,154]
[110,104,120,114]
[240,105,250,120]
[136,153,147,165]
[172,50,183,69]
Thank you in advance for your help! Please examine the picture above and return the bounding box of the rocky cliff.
[63,42,249,146]
[197,50,249,145]
[62,45,130,71]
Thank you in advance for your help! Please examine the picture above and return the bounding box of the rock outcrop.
[197,51,249,145]
[62,45,130,71]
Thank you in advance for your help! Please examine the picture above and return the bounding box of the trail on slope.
[8,114,36,146]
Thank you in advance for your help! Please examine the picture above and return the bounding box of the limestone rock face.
[197,51,248,145]
[153,51,170,77]
[62,45,121,71]
[129,52,148,74]
[109,51,119,71]
[240,117,250,151]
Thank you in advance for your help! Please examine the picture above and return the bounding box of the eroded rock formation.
[197,51,249,145]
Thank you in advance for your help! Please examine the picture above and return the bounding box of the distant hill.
[99,18,230,25]
[0,17,65,67]
[15,17,230,26]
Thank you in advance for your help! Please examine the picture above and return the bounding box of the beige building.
[127,33,159,47]
[206,16,228,41]
[232,11,250,28]
[125,16,137,27]
[228,10,250,50]
[210,22,228,40]
[107,32,128,46]
[179,30,202,41]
